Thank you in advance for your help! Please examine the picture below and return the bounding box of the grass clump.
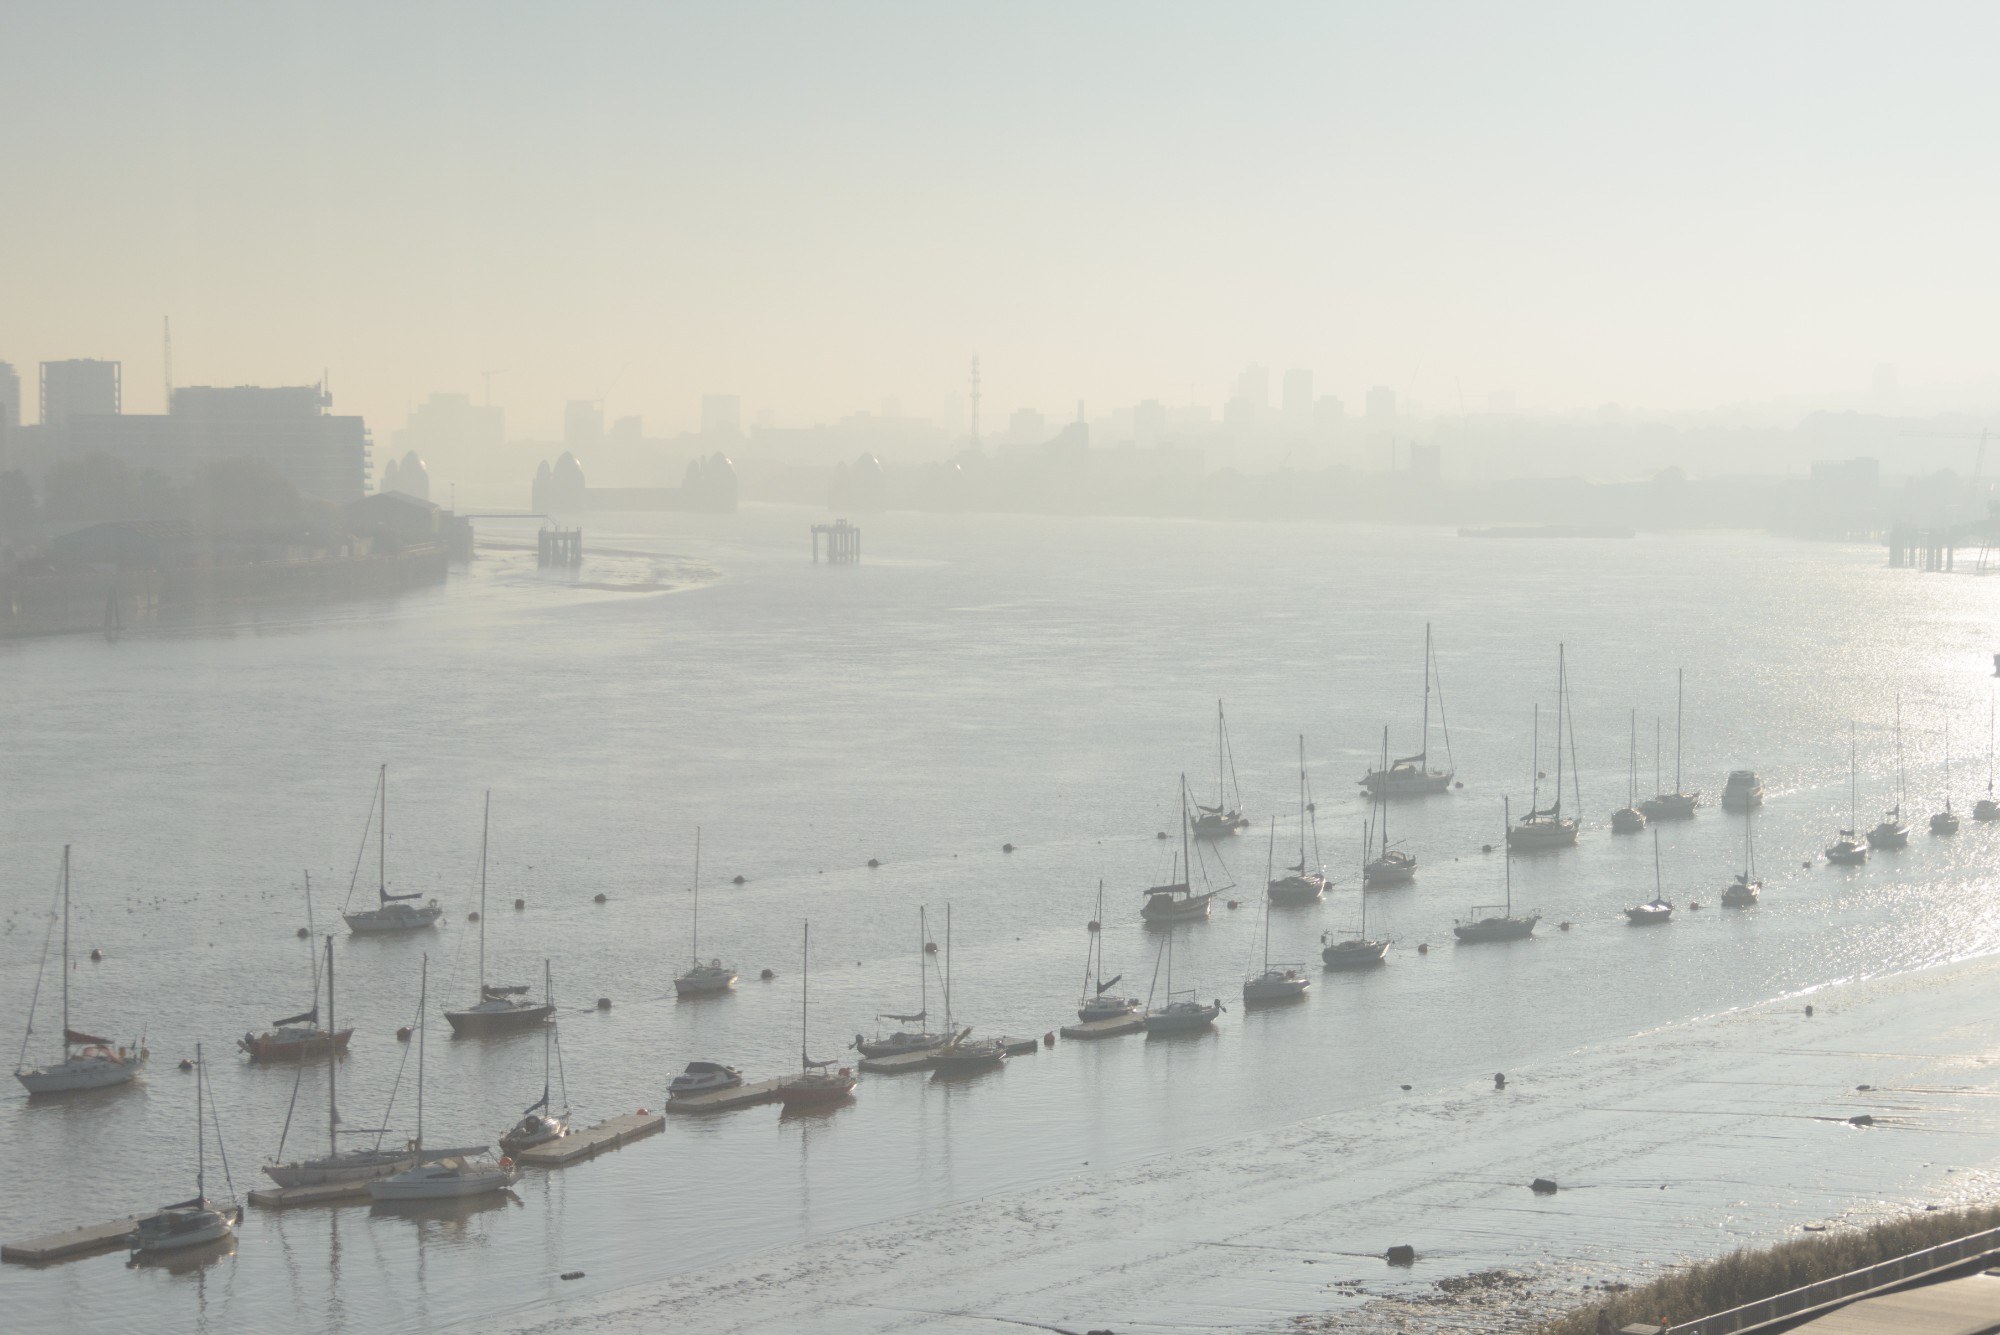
[1534,1203,2000,1334]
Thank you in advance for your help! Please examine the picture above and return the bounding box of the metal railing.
[1669,1224,2000,1334]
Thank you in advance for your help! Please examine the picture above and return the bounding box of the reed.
[1535,1204,2000,1334]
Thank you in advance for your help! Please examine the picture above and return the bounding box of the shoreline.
[485,950,2000,1334]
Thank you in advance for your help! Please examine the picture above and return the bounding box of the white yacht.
[776,923,858,1107]
[445,794,555,1035]
[1826,723,1870,865]
[369,957,519,1202]
[1638,668,1701,820]
[1623,830,1675,926]
[669,1061,743,1099]
[15,847,148,1095]
[499,964,570,1155]
[1077,882,1141,1021]
[1141,777,1222,923]
[1931,720,1960,835]
[855,907,944,1056]
[1243,826,1311,1004]
[342,766,444,934]
[1720,770,1764,811]
[1361,624,1455,797]
[1508,647,1581,850]
[131,1044,238,1261]
[1142,934,1223,1033]
[1190,700,1250,838]
[1723,802,1761,906]
[1456,799,1539,942]
[1362,727,1417,886]
[1866,702,1910,850]
[1612,709,1647,833]
[674,826,738,996]
[1267,736,1329,904]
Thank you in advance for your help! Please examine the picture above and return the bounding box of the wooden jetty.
[3,1216,140,1265]
[248,1179,373,1211]
[516,1111,663,1167]
[1059,1014,1146,1040]
[811,519,860,564]
[662,1076,787,1114]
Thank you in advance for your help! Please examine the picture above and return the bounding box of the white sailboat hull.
[16,1050,146,1094]
[1507,819,1578,849]
[368,1157,519,1200]
[1321,938,1389,970]
[674,964,738,996]
[1361,768,1452,798]
[344,901,443,933]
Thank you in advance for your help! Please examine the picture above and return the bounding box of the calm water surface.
[3,509,1999,1333]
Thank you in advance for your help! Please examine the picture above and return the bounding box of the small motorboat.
[668,1061,743,1099]
[1720,770,1764,811]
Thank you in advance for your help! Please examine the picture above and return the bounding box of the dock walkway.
[1059,1015,1145,1040]
[2,1216,140,1265]
[663,1076,786,1114]
[517,1112,663,1166]
[248,1180,373,1210]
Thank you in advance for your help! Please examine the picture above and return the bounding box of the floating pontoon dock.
[662,1076,787,1113]
[516,1111,663,1166]
[2,1216,141,1265]
[1058,1015,1147,1040]
[248,1180,374,1210]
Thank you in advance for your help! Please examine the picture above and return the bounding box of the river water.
[4,509,2000,1334]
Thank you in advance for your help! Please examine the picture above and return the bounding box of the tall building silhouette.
[0,361,19,431]
[40,358,121,427]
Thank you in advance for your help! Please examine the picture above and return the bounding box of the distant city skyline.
[4,3,1998,440]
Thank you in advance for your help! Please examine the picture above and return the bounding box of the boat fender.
[1155,831,1169,840]
[296,927,310,939]
[467,911,479,922]
[1494,1073,1507,1089]
[1227,900,1240,910]
[1481,844,1493,854]
[178,1057,194,1072]
[397,1025,413,1042]
[637,1107,649,1115]
[760,968,776,980]
[90,947,104,961]
[1416,942,1429,954]
[924,941,938,954]
[1002,843,1015,853]
[867,858,880,868]
[732,875,747,885]
[1086,920,1100,932]
[1454,781,1464,789]
[596,997,611,1011]
[1559,921,1571,932]
[593,893,607,904]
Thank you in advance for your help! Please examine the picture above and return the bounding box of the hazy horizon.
[6,2,1999,439]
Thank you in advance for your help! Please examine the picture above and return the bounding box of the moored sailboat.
[855,906,946,1057]
[1931,719,1960,835]
[1723,801,1761,906]
[776,922,858,1106]
[240,871,353,1063]
[498,962,569,1154]
[1457,799,1539,942]
[1624,829,1674,925]
[1267,736,1328,904]
[342,765,443,934]
[1141,776,1221,923]
[369,956,520,1201]
[1361,623,1455,797]
[674,826,737,996]
[1977,693,2000,821]
[1612,709,1646,833]
[1509,646,1581,850]
[131,1042,239,1260]
[1639,668,1700,820]
[444,792,554,1035]
[1141,933,1223,1033]
[1826,723,1870,865]
[1866,702,1910,850]
[1077,881,1142,1021]
[1362,727,1417,886]
[14,846,148,1095]
[1321,825,1390,970]
[1191,700,1250,838]
[929,905,1008,1072]
[1243,822,1311,1004]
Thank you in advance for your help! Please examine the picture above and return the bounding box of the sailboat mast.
[1503,797,1513,915]
[1180,773,1192,891]
[1652,827,1662,900]
[944,905,953,1033]
[1357,824,1367,936]
[1675,667,1684,794]
[542,960,553,1104]
[60,846,70,1059]
[800,922,810,1070]
[415,955,427,1152]
[1554,645,1566,818]
[1379,727,1391,852]
[195,1041,205,1200]
[1216,700,1226,808]
[691,826,701,964]
[920,905,929,1022]
[1297,735,1307,868]
[379,764,387,903]
[477,790,490,996]
[1421,623,1433,762]
[1530,704,1542,814]
[1897,696,1906,815]
[326,936,338,1157]
[1628,709,1638,806]
[1263,819,1276,969]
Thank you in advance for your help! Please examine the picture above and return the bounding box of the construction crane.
[1901,428,2000,571]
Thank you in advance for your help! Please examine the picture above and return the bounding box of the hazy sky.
[3,2,1997,436]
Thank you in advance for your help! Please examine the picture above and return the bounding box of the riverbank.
[1529,1203,2000,1334]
